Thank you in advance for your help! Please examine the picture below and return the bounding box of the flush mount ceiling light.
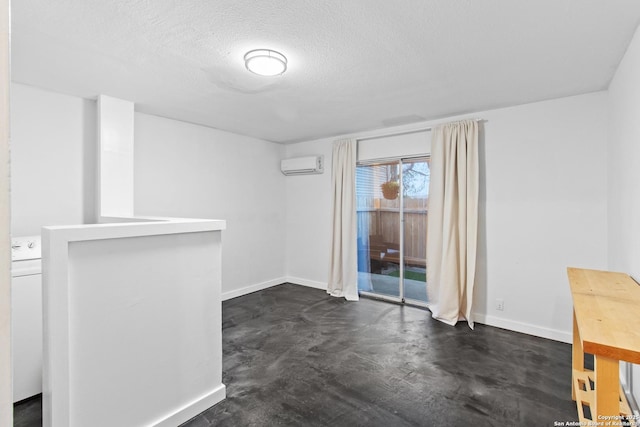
[244,49,287,76]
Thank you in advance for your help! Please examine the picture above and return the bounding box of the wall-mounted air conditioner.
[280,155,324,175]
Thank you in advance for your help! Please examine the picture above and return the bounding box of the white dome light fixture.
[244,49,287,76]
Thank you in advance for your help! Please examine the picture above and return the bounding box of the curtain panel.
[327,138,359,301]
[426,120,479,328]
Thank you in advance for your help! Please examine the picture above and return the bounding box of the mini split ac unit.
[280,155,324,175]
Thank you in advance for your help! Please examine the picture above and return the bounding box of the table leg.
[572,309,584,401]
[594,355,619,420]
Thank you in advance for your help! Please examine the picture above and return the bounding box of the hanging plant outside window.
[381,180,400,200]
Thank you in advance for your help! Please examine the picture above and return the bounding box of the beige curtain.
[426,120,479,328]
[327,138,359,301]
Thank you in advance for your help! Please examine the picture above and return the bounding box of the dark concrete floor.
[15,283,579,426]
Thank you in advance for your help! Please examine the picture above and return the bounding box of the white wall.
[478,92,607,341]
[608,25,640,279]
[285,92,608,342]
[10,83,96,235]
[283,140,334,289]
[96,95,134,218]
[607,23,640,410]
[134,113,287,298]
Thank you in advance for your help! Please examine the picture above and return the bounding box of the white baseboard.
[154,384,226,427]
[472,312,572,344]
[220,276,325,301]
[285,277,327,291]
[221,277,287,301]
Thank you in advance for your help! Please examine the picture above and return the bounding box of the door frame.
[0,0,12,423]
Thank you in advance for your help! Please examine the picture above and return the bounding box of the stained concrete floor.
[14,283,579,426]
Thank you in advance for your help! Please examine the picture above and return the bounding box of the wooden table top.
[568,267,640,363]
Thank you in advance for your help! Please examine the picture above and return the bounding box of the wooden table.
[568,267,640,425]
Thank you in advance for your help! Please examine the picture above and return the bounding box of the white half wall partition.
[41,217,226,427]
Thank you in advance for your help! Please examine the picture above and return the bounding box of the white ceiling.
[11,1,640,144]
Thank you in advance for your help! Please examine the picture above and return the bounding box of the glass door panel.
[402,158,429,304]
[356,162,401,299]
[357,157,430,305]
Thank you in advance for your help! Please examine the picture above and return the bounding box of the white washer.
[11,235,42,402]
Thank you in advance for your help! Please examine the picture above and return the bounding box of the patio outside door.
[356,157,430,306]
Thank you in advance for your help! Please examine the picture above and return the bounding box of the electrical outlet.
[496,298,505,311]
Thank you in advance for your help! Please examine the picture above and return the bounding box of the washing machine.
[11,235,42,402]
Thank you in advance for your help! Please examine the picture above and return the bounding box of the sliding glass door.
[356,157,430,305]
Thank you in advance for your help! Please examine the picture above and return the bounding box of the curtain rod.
[356,118,484,143]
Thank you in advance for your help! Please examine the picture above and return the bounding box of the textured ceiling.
[11,0,640,144]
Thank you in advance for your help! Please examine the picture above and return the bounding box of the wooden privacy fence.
[357,196,427,267]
